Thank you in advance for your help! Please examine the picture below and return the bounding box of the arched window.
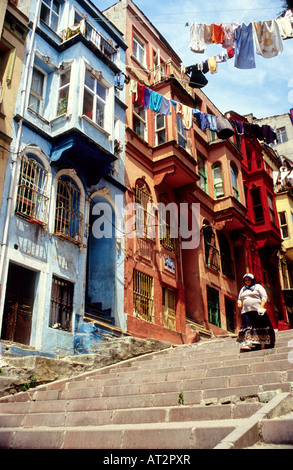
[212,162,224,199]
[54,175,83,245]
[16,152,49,226]
[230,163,239,200]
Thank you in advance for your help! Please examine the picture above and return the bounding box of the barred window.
[55,176,83,245]
[49,275,73,331]
[135,180,154,238]
[133,269,154,323]
[16,155,49,225]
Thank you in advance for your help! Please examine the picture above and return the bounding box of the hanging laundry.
[207,114,217,131]
[189,23,207,53]
[230,120,244,135]
[204,24,213,44]
[222,23,239,48]
[216,117,234,139]
[243,122,254,139]
[177,103,183,115]
[216,51,229,63]
[234,23,256,69]
[144,88,152,110]
[262,125,276,144]
[185,65,208,88]
[251,123,264,140]
[207,56,218,74]
[182,105,193,129]
[197,113,211,130]
[253,20,283,58]
[114,73,126,91]
[159,96,172,116]
[276,15,293,39]
[212,24,225,44]
[170,99,177,112]
[149,91,163,113]
[129,80,138,101]
[136,83,145,106]
[227,46,235,59]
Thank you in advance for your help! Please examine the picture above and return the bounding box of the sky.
[96,0,293,119]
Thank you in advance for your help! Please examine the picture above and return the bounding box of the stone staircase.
[0,330,293,449]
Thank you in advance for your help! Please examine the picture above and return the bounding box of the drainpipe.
[0,0,41,301]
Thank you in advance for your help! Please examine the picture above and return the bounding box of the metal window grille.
[49,275,73,331]
[16,156,49,225]
[135,183,154,238]
[55,178,83,244]
[133,269,154,323]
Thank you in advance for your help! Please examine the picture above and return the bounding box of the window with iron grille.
[49,275,73,331]
[16,155,49,225]
[55,176,83,245]
[133,269,154,323]
[135,181,154,238]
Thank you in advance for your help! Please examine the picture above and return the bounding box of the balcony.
[149,60,199,102]
[61,20,117,64]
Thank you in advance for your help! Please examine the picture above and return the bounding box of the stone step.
[0,402,263,428]
[0,419,244,449]
[261,411,293,445]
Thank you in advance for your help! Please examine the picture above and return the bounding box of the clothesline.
[128,79,277,144]
[187,9,293,74]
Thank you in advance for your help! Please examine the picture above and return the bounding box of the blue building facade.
[0,0,127,356]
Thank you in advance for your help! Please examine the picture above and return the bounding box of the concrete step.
[0,419,244,449]
[0,331,292,450]
[0,402,262,428]
[261,411,293,445]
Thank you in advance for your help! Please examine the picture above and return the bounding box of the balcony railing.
[62,20,117,63]
[149,60,198,101]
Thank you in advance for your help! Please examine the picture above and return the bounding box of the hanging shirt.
[182,105,193,130]
[144,88,152,110]
[222,23,239,48]
[159,96,172,116]
[204,24,213,44]
[262,125,277,144]
[276,15,293,39]
[207,114,217,131]
[189,23,207,53]
[114,73,125,91]
[216,51,229,63]
[253,20,283,58]
[234,23,256,69]
[129,80,138,101]
[207,56,218,74]
[149,91,163,113]
[136,83,145,106]
[212,24,225,44]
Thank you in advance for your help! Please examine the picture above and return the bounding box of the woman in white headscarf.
[236,273,275,352]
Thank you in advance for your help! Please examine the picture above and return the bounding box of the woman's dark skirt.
[237,310,275,350]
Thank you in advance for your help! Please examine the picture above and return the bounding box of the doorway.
[1,263,36,345]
